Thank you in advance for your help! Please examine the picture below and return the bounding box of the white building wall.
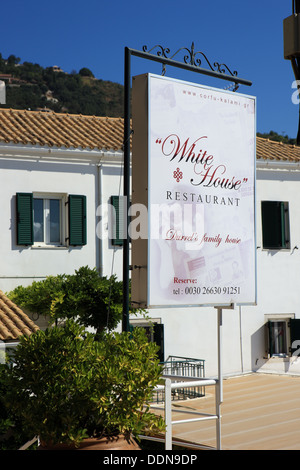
[2,142,300,377]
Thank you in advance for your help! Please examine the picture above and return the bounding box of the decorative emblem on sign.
[173,167,183,182]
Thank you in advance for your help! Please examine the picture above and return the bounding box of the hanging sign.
[131,73,256,308]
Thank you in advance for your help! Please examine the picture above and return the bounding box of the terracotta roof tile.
[0,108,300,162]
[0,108,124,151]
[256,136,300,163]
[0,290,39,342]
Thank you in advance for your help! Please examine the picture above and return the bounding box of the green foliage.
[0,363,35,449]
[8,273,66,318]
[8,266,124,333]
[3,321,165,447]
[257,130,296,145]
[0,53,124,117]
[79,67,94,77]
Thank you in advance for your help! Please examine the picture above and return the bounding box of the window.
[266,315,300,357]
[16,193,86,247]
[268,321,288,356]
[129,318,164,362]
[261,201,290,249]
[33,196,62,245]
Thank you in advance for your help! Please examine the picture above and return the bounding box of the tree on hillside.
[7,55,20,66]
[79,67,94,77]
[257,130,296,145]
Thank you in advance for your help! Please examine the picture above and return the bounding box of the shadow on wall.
[251,323,266,371]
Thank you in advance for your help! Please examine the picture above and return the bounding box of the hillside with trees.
[0,53,124,117]
[0,54,297,144]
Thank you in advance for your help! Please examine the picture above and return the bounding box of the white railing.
[18,435,39,450]
[148,375,221,450]
[145,307,227,450]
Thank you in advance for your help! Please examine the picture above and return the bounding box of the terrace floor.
[152,373,300,450]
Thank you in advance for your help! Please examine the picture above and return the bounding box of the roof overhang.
[257,159,300,171]
[0,142,125,165]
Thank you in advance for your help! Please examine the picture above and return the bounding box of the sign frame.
[131,73,257,309]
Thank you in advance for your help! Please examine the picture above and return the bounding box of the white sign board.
[132,73,256,308]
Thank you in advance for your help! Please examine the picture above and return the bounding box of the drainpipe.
[97,163,103,277]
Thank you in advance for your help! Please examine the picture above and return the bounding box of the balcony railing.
[153,356,206,403]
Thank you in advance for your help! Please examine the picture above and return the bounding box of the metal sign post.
[215,304,234,449]
[216,307,223,449]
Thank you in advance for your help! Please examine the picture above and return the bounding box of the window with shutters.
[265,314,300,357]
[261,201,290,250]
[16,192,86,247]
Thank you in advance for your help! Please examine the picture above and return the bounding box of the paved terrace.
[152,373,300,450]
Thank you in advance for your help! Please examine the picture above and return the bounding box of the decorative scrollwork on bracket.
[142,42,238,78]
[213,62,238,77]
[142,45,170,58]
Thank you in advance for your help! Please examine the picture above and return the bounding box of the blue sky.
[0,0,297,137]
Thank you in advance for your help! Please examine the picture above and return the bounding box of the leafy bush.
[3,321,165,447]
[0,363,35,450]
[8,266,125,334]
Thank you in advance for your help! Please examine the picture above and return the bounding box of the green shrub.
[8,266,126,334]
[0,363,35,450]
[3,321,165,447]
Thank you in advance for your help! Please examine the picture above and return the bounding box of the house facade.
[1,108,300,377]
[0,109,125,290]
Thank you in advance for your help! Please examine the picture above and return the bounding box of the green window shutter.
[68,195,87,246]
[110,195,125,246]
[290,319,300,356]
[16,193,33,245]
[154,323,165,363]
[129,323,165,362]
[261,201,288,249]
